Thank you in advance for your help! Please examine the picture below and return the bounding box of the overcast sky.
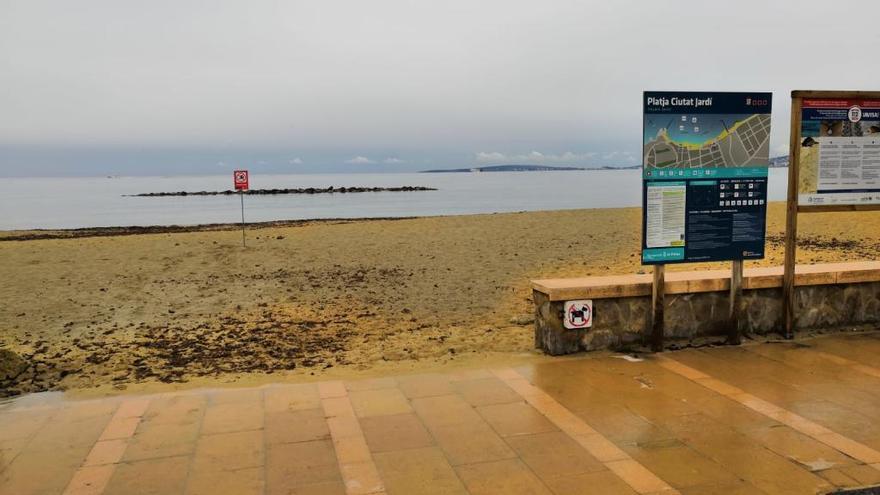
[2,0,879,176]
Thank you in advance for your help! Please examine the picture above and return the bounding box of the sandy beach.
[1,203,879,397]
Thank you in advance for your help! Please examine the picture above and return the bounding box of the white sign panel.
[563,300,593,329]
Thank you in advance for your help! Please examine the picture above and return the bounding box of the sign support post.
[233,170,250,248]
[240,190,246,248]
[782,95,803,339]
[651,264,665,352]
[728,260,743,344]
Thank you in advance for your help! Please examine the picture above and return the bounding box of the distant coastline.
[423,164,602,173]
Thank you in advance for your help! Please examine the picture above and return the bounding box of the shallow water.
[0,169,789,230]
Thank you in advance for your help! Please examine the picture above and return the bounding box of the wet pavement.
[2,332,880,495]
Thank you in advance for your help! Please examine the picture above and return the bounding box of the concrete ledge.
[532,261,880,301]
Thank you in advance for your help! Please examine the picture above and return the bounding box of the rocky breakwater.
[128,186,437,197]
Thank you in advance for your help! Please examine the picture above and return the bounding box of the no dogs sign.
[233,170,249,190]
[564,300,592,329]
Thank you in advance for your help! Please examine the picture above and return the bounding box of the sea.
[0,169,790,230]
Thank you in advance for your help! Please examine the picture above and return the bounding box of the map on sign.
[643,113,771,170]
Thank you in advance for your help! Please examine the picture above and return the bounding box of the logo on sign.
[233,170,249,190]
[563,300,592,329]
[849,106,862,123]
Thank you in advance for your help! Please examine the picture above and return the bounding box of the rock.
[0,349,27,381]
[509,314,535,326]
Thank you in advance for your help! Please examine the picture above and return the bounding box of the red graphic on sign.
[567,302,591,328]
[233,170,249,190]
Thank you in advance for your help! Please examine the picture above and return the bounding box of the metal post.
[728,259,743,345]
[240,190,246,248]
[651,264,665,352]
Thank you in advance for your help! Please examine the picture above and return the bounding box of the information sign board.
[642,92,773,264]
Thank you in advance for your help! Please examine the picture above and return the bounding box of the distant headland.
[420,164,624,173]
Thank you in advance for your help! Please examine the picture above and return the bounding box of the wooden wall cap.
[532,261,880,301]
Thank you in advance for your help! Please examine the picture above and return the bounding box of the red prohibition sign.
[233,170,249,190]
[567,302,591,328]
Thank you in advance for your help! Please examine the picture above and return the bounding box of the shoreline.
[0,216,419,241]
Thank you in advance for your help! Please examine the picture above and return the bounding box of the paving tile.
[339,461,384,495]
[0,409,53,442]
[327,415,363,440]
[744,425,855,471]
[453,378,521,406]
[141,395,206,426]
[677,480,765,495]
[103,455,190,495]
[840,464,880,485]
[186,466,264,495]
[0,447,90,495]
[115,399,151,419]
[571,434,630,463]
[59,401,121,422]
[814,432,880,464]
[333,435,373,464]
[360,413,434,453]
[411,395,482,427]
[373,447,467,495]
[477,401,558,437]
[24,412,111,453]
[192,429,263,472]
[264,384,322,413]
[455,458,552,495]
[345,377,398,391]
[505,431,605,480]
[64,464,117,495]
[278,480,347,495]
[266,439,341,490]
[318,381,347,399]
[571,403,674,446]
[201,401,264,435]
[686,395,781,432]
[428,421,516,466]
[447,369,494,382]
[666,424,832,495]
[0,437,28,473]
[99,415,142,441]
[622,444,739,489]
[266,408,331,444]
[83,439,128,467]
[542,470,638,495]
[208,388,264,404]
[123,421,200,462]
[397,374,454,399]
[817,468,861,488]
[349,389,412,418]
[604,459,672,495]
[323,397,356,418]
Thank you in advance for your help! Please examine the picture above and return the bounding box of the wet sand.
[1,203,879,397]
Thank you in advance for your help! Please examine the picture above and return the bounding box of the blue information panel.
[641,92,773,264]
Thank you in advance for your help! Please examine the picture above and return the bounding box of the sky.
[1,0,879,177]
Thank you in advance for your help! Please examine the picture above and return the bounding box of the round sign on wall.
[563,299,592,329]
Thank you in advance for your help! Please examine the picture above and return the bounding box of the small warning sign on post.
[564,300,592,329]
[233,170,249,190]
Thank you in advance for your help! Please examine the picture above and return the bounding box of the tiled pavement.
[3,333,880,494]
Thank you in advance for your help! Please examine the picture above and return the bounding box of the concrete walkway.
[3,333,880,495]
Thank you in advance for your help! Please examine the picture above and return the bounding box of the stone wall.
[534,281,880,355]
